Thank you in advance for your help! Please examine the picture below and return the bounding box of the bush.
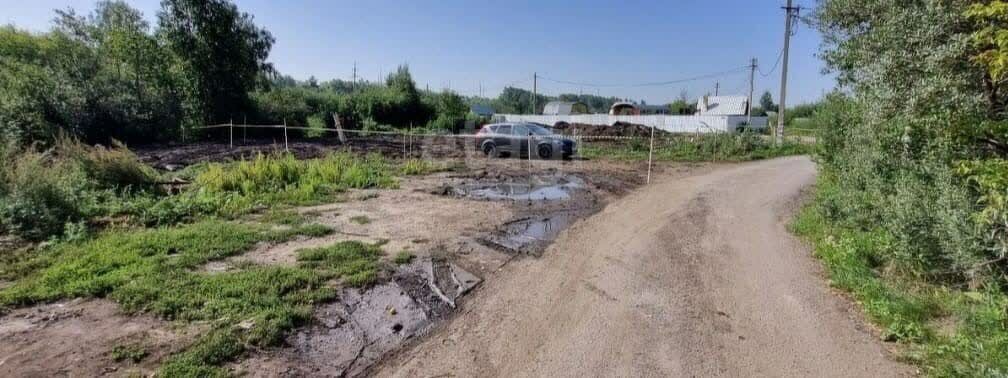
[0,139,162,241]
[194,152,397,203]
[0,148,93,241]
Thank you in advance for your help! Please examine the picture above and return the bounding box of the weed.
[400,159,446,176]
[194,152,397,203]
[110,344,149,363]
[580,133,811,162]
[296,241,384,287]
[0,220,337,375]
[793,198,1008,376]
[393,251,414,265]
[260,209,307,226]
[349,215,371,225]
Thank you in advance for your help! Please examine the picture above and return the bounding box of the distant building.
[696,95,750,116]
[542,101,589,115]
[469,104,495,118]
[609,102,639,115]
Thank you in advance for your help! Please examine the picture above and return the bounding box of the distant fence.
[493,114,769,133]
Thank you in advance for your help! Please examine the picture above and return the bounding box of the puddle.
[245,259,480,377]
[452,175,584,201]
[481,212,578,255]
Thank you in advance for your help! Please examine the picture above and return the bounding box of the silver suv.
[475,123,576,160]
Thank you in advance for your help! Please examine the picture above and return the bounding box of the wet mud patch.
[234,258,481,377]
[449,173,585,202]
[480,211,584,256]
[0,299,199,377]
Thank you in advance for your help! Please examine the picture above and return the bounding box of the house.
[696,95,750,116]
[542,101,589,115]
[469,104,495,118]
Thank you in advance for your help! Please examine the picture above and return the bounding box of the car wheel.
[483,142,497,157]
[537,144,552,159]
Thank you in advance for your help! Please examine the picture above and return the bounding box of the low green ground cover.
[794,188,1008,377]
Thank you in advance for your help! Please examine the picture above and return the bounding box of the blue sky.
[4,0,833,104]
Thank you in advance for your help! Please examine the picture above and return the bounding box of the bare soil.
[375,156,912,377]
[0,299,201,377]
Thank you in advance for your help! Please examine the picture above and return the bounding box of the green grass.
[399,159,448,176]
[0,220,344,376]
[793,199,1008,377]
[260,209,308,226]
[580,133,811,162]
[296,241,384,287]
[393,251,415,265]
[0,149,437,374]
[195,152,398,205]
[110,344,149,363]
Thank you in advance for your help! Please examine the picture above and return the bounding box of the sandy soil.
[0,299,200,377]
[375,156,912,377]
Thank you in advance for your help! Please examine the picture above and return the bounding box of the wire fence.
[181,121,815,184]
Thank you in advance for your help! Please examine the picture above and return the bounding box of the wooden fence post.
[284,119,289,152]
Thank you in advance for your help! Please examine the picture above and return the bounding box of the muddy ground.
[134,135,476,170]
[0,147,663,376]
[229,158,651,377]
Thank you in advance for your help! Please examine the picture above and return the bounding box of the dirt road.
[376,156,910,377]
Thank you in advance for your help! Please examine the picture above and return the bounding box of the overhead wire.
[759,47,785,77]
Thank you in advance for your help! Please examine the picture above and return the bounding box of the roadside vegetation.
[580,132,812,162]
[794,1,1008,376]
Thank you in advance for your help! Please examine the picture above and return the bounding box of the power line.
[758,48,782,77]
[537,66,750,88]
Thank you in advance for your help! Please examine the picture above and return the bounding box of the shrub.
[0,148,93,241]
[194,152,397,203]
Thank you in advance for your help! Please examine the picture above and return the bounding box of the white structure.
[542,101,588,115]
[495,114,767,133]
[696,95,750,116]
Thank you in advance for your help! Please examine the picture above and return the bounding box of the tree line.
[0,0,478,146]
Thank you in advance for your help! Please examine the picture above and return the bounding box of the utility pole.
[747,58,757,125]
[715,82,720,96]
[532,72,538,115]
[352,61,357,91]
[777,0,800,144]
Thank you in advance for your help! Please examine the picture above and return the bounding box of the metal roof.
[697,96,749,116]
[543,101,586,115]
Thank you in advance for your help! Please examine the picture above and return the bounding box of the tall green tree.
[158,0,275,125]
[759,91,777,112]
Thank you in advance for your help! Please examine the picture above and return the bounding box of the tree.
[158,0,275,125]
[759,91,777,113]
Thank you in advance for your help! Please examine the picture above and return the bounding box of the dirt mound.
[552,122,671,138]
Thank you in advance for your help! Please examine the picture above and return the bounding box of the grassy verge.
[580,133,811,162]
[0,219,389,376]
[793,195,1008,377]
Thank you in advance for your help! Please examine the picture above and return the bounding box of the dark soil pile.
[551,122,672,137]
